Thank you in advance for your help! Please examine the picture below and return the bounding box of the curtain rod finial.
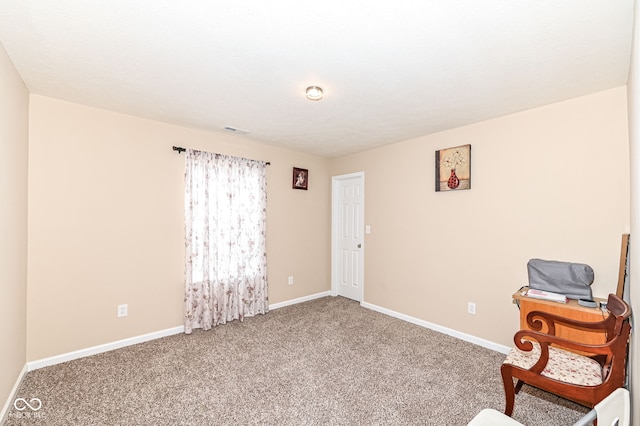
[172,146,186,154]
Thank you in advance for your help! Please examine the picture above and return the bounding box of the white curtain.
[184,149,268,333]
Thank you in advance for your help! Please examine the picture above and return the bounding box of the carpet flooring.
[5,296,588,425]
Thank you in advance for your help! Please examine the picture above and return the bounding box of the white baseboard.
[25,292,332,372]
[22,294,505,387]
[6,293,506,422]
[361,301,511,354]
[0,363,27,425]
[269,291,331,310]
[27,326,185,372]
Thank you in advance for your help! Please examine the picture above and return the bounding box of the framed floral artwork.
[435,144,471,191]
[292,167,308,190]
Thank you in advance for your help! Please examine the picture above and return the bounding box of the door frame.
[331,171,365,301]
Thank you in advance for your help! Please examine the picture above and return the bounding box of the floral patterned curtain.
[184,149,268,334]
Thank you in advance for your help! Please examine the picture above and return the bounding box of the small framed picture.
[292,167,308,190]
[435,144,471,192]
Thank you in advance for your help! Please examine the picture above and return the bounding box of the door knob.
[357,244,362,248]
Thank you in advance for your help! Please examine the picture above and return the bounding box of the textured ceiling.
[0,1,634,157]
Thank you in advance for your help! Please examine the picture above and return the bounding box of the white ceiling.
[0,1,634,157]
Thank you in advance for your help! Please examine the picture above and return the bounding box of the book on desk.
[523,288,568,303]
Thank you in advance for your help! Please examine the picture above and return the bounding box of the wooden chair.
[501,293,631,417]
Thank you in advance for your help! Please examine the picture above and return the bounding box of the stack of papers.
[525,288,568,303]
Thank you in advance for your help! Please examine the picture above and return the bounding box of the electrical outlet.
[288,276,294,285]
[117,304,128,318]
[467,302,476,315]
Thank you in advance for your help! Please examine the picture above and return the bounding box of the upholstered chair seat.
[504,342,603,386]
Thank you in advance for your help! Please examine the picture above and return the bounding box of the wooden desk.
[512,288,608,345]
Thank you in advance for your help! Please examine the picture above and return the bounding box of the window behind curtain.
[183,149,268,333]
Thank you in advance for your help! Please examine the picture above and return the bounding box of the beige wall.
[27,96,331,361]
[330,87,630,347]
[626,0,639,422]
[11,69,636,415]
[0,43,29,412]
[26,88,631,360]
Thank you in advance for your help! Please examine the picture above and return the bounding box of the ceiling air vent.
[223,126,250,135]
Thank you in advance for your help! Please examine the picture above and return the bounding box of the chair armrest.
[513,330,613,365]
[525,309,608,336]
[513,330,615,374]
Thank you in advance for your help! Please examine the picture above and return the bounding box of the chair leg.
[514,379,524,394]
[501,367,516,417]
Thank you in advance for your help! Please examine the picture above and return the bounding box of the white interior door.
[332,172,364,301]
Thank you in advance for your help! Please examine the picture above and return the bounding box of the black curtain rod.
[172,146,270,165]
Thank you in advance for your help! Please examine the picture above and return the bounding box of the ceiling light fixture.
[306,86,323,101]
